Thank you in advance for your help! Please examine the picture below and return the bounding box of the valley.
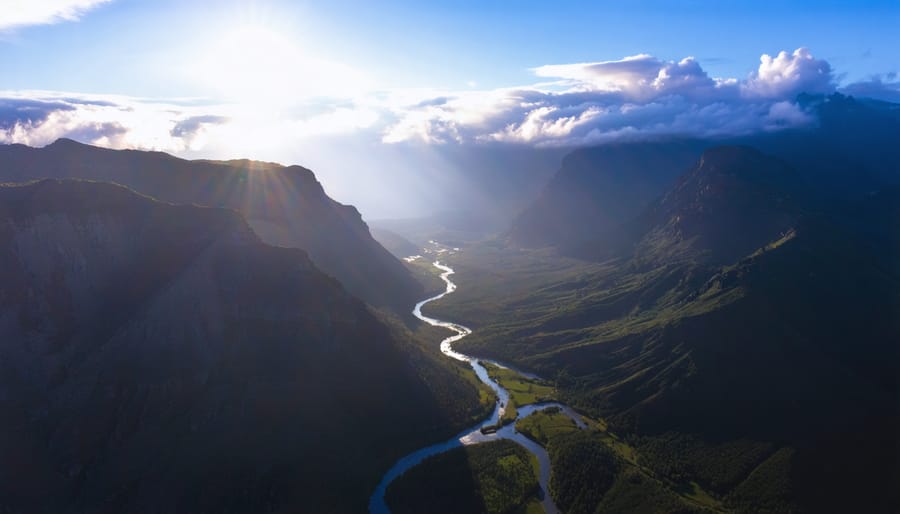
[372,251,586,514]
[4,3,899,513]
[379,248,729,514]
[392,142,900,512]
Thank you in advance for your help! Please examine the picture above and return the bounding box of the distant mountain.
[511,94,900,253]
[370,226,421,259]
[627,146,805,266]
[509,140,706,249]
[0,179,487,513]
[0,139,422,312]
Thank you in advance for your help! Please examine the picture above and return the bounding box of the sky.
[1,0,899,216]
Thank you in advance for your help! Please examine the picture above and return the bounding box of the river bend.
[369,257,586,514]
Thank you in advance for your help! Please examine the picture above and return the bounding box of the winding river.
[369,256,586,514]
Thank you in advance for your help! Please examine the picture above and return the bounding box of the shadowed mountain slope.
[509,140,706,249]
[438,146,899,512]
[0,139,422,312]
[511,94,900,255]
[626,146,805,266]
[0,179,487,513]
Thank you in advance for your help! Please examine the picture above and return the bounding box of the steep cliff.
[0,179,484,513]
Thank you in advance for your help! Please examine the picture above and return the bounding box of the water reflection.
[369,253,585,514]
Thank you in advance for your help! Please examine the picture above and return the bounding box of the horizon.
[2,0,899,218]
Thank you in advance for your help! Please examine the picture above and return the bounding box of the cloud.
[170,114,229,138]
[0,93,227,150]
[532,54,733,102]
[1,0,113,30]
[840,73,900,103]
[0,48,888,156]
[0,91,383,158]
[742,48,834,98]
[382,48,838,146]
[0,98,75,127]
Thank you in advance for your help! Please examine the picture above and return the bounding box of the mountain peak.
[685,145,800,199]
[46,137,85,148]
[635,146,804,265]
[695,145,777,174]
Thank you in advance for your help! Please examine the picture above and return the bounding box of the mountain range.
[510,93,900,255]
[428,95,900,512]
[0,139,421,313]
[1,92,897,513]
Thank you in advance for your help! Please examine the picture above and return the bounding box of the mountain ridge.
[0,139,421,313]
[511,94,900,254]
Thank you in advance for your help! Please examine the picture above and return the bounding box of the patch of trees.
[547,432,620,513]
[635,433,774,493]
[386,440,539,514]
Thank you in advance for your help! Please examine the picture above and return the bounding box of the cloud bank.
[0,91,380,159]
[0,93,228,151]
[382,47,838,146]
[0,48,894,154]
[1,0,112,30]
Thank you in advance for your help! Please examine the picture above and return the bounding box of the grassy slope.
[425,221,899,513]
[516,409,722,514]
[516,408,579,445]
[481,362,556,423]
[483,363,556,406]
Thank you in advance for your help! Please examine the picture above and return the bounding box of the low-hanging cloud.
[170,115,229,137]
[840,73,900,103]
[0,92,382,157]
[382,47,840,146]
[0,93,228,151]
[1,0,113,30]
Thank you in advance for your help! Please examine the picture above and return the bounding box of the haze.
[2,0,898,218]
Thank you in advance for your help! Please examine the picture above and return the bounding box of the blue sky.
[1,0,899,216]
[3,0,899,95]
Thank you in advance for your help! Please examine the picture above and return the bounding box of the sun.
[197,25,368,105]
[200,25,300,103]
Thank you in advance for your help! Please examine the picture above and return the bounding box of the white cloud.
[487,105,604,144]
[742,48,834,98]
[534,54,662,91]
[1,0,112,30]
[765,100,815,127]
[532,54,735,102]
[0,91,382,156]
[2,48,886,154]
[382,48,837,146]
[0,92,224,150]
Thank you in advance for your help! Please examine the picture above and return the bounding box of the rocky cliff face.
[628,146,804,266]
[0,179,480,513]
[0,139,422,312]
